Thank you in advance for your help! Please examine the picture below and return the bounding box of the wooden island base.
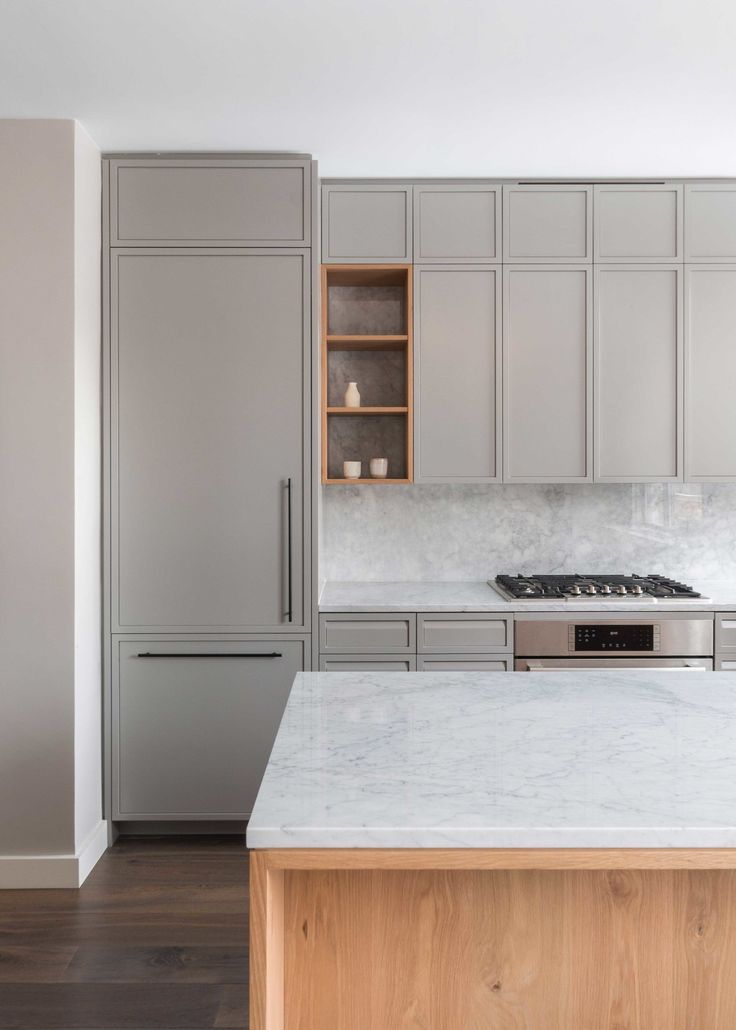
[250,848,736,1029]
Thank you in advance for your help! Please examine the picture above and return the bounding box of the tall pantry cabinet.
[103,157,315,824]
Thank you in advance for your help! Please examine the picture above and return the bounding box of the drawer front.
[320,654,416,671]
[716,615,736,654]
[418,614,513,653]
[319,613,416,653]
[113,639,304,819]
[110,159,310,246]
[418,655,512,671]
[716,659,736,671]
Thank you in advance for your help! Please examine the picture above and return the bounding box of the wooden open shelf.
[321,264,413,484]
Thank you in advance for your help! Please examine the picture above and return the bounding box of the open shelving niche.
[321,264,413,484]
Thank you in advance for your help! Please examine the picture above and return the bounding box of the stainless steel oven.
[514,612,714,671]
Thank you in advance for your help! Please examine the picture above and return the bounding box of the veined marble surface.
[319,579,736,612]
[247,670,736,849]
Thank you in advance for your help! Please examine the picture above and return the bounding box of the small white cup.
[370,457,388,479]
[343,461,362,480]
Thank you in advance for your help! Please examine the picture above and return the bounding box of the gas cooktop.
[492,574,704,601]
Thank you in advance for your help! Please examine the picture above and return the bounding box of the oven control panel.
[570,624,660,652]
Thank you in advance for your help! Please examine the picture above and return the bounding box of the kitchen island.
[247,670,736,1029]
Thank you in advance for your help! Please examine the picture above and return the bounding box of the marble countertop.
[247,669,736,849]
[319,580,736,612]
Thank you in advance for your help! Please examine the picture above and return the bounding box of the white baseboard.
[0,819,109,889]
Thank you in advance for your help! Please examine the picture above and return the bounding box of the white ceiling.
[1,0,735,176]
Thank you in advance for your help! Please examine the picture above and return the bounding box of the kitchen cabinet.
[321,185,412,262]
[594,265,682,481]
[503,265,592,482]
[684,266,736,479]
[417,614,513,653]
[685,184,736,261]
[414,266,501,482]
[594,184,682,262]
[111,249,309,631]
[503,185,592,263]
[113,639,305,819]
[417,656,512,671]
[109,158,311,246]
[413,185,501,262]
[715,615,736,655]
[319,613,416,653]
[319,655,416,671]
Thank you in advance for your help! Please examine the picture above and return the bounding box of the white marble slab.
[247,669,736,849]
[319,580,736,612]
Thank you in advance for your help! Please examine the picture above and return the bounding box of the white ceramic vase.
[344,382,360,408]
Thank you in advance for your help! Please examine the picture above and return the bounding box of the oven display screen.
[574,625,655,651]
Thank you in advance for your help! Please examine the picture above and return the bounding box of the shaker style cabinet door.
[594,185,683,262]
[111,250,308,631]
[414,266,501,482]
[321,185,412,262]
[503,185,592,263]
[413,185,501,262]
[594,266,682,481]
[503,266,592,482]
[685,185,736,261]
[685,266,736,480]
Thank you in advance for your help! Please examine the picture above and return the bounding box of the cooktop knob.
[600,584,612,594]
[631,584,643,595]
[616,585,628,595]
[569,584,582,596]
[585,584,597,594]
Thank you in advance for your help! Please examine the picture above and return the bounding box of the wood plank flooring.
[0,836,249,1029]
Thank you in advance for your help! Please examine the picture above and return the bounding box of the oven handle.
[520,659,707,672]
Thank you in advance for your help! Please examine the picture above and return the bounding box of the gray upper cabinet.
[503,266,592,482]
[413,185,501,262]
[503,185,592,263]
[414,265,501,482]
[110,158,311,246]
[594,185,683,262]
[111,249,308,631]
[685,265,736,480]
[594,266,682,482]
[321,185,412,262]
[685,185,736,261]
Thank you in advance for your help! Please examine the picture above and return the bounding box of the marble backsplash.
[321,483,736,583]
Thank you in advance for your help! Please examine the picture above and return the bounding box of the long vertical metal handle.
[285,477,293,623]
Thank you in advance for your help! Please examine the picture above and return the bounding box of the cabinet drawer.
[322,185,412,262]
[716,615,736,654]
[418,655,512,671]
[319,613,416,653]
[418,614,513,653]
[414,185,501,262]
[320,654,416,671]
[113,639,304,820]
[716,659,736,671]
[110,159,310,246]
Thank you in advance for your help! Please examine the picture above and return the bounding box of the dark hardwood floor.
[0,836,249,1029]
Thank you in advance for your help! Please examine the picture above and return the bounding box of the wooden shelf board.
[326,335,408,351]
[326,406,408,415]
[323,477,412,485]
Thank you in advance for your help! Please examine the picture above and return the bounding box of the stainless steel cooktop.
[492,574,704,601]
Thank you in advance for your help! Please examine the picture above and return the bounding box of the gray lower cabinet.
[594,266,682,481]
[684,266,736,480]
[321,185,412,262]
[319,613,416,653]
[715,615,736,655]
[413,185,501,262]
[417,656,512,671]
[320,655,416,671]
[111,249,308,630]
[685,185,736,261]
[417,614,513,653]
[716,659,736,671]
[503,266,592,482]
[594,184,682,262]
[414,266,501,482]
[113,639,305,819]
[503,185,592,263]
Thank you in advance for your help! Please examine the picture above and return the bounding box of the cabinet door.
[114,639,305,819]
[413,185,501,262]
[417,656,512,671]
[112,250,307,631]
[594,185,682,262]
[415,266,501,482]
[503,185,592,263]
[319,655,416,671]
[503,266,592,482]
[594,266,682,481]
[685,185,736,261]
[321,185,412,262]
[685,266,736,480]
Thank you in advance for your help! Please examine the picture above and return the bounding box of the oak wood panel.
[249,851,284,1030]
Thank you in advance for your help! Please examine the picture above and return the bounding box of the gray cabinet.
[319,613,416,653]
[503,185,592,263]
[417,656,512,671]
[684,266,736,480]
[319,655,416,671]
[503,266,592,482]
[716,614,736,655]
[321,185,412,262]
[414,266,501,482]
[594,266,682,481]
[113,639,305,819]
[685,185,736,261]
[594,185,682,262]
[413,185,501,262]
[111,249,309,631]
[110,158,311,247]
[417,614,513,653]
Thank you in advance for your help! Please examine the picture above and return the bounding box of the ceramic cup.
[370,457,388,479]
[343,461,362,479]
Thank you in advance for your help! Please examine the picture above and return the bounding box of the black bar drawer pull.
[136,652,283,659]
